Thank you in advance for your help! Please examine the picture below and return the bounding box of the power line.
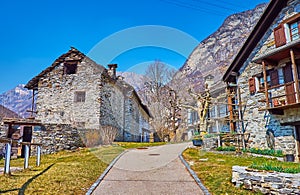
[160,0,230,17]
[214,0,252,10]
[191,0,241,13]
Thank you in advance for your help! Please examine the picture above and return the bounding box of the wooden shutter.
[248,77,256,94]
[274,24,286,47]
[283,63,293,83]
[270,70,279,86]
[285,83,296,104]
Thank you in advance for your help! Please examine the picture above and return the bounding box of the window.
[278,68,284,85]
[64,61,78,74]
[290,21,300,41]
[258,76,265,90]
[75,91,86,102]
[210,106,216,118]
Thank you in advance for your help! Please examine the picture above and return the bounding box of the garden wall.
[232,166,300,194]
[32,124,85,154]
[203,137,218,150]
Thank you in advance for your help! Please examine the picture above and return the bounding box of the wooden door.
[285,83,296,104]
[295,126,300,159]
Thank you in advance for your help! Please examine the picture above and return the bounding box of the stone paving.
[92,143,204,195]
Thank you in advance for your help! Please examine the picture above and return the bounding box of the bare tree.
[141,60,181,141]
[100,125,118,145]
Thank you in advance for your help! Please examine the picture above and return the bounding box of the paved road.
[93,143,204,195]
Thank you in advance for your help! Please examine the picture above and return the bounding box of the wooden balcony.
[267,102,300,115]
[253,37,300,115]
[259,81,300,115]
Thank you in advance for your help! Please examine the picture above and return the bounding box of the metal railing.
[0,138,42,175]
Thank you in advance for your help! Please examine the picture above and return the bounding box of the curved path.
[92,142,204,195]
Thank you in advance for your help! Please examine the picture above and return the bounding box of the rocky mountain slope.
[0,84,33,118]
[174,3,267,93]
[0,105,19,120]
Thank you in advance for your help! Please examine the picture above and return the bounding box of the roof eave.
[223,0,287,82]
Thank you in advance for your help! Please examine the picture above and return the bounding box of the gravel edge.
[179,154,211,195]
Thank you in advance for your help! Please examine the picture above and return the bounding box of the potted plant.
[192,132,203,146]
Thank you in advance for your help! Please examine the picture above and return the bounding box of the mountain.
[0,105,19,121]
[0,84,33,118]
[174,3,267,93]
[117,71,146,91]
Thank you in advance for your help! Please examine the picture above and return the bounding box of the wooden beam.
[227,88,235,133]
[290,49,300,102]
[262,60,270,108]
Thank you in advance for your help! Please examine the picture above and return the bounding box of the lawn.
[0,146,124,195]
[182,148,290,195]
[0,142,167,194]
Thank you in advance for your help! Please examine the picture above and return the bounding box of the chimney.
[108,64,118,79]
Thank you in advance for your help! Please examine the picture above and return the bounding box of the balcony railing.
[259,81,300,114]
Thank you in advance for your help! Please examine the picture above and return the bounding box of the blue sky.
[0,0,268,93]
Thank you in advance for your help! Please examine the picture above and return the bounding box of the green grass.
[216,146,236,151]
[216,146,284,157]
[250,161,300,173]
[243,148,284,157]
[182,148,284,195]
[115,142,166,149]
[0,146,124,195]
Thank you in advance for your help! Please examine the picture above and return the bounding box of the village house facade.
[223,0,300,161]
[24,47,151,153]
[186,76,229,137]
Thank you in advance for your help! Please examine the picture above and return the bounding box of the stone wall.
[32,124,85,154]
[99,81,125,140]
[232,166,300,194]
[124,94,140,142]
[203,137,218,150]
[36,58,104,129]
[0,124,6,156]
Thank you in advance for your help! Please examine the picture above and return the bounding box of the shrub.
[244,148,284,157]
[83,129,102,147]
[216,146,236,151]
[250,162,300,173]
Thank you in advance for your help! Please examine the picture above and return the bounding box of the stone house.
[25,47,151,153]
[223,0,300,161]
